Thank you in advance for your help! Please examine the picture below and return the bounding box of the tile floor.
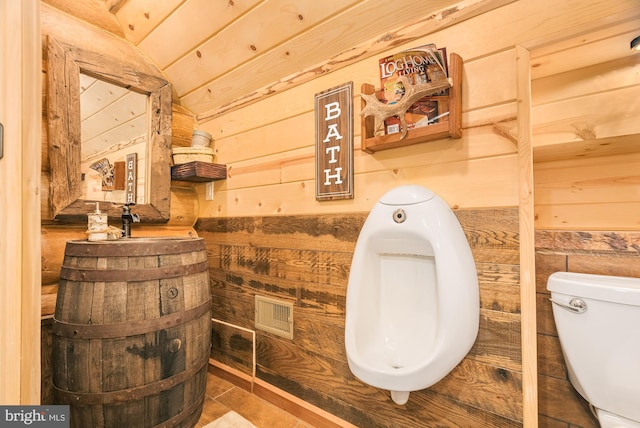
[196,372,315,428]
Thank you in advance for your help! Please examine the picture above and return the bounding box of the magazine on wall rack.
[377,43,449,135]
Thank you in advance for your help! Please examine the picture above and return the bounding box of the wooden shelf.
[171,161,227,182]
[360,52,463,153]
[533,134,639,163]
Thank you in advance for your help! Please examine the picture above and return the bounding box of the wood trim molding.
[516,45,538,427]
[208,360,357,428]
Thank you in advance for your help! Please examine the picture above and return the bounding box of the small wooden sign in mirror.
[125,153,137,204]
[314,82,354,201]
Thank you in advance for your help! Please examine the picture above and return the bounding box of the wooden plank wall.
[192,3,533,426]
[532,54,640,231]
[532,25,640,428]
[535,231,640,428]
[193,2,639,426]
[0,0,42,404]
[197,209,523,427]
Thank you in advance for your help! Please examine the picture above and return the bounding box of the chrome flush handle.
[549,297,587,314]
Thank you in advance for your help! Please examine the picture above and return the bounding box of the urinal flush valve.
[392,209,406,223]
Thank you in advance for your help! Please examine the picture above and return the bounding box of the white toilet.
[547,272,640,427]
[344,185,479,405]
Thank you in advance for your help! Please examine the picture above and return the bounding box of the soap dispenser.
[87,203,109,241]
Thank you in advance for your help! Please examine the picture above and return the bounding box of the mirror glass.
[47,37,172,223]
[80,73,148,204]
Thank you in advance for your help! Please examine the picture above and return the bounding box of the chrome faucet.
[121,203,140,238]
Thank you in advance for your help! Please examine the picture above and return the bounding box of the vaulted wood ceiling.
[44,0,516,120]
[45,0,639,127]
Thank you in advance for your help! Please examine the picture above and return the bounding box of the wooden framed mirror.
[47,37,172,223]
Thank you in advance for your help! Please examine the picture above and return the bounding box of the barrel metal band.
[63,238,205,257]
[60,260,208,282]
[53,299,211,339]
[53,353,209,406]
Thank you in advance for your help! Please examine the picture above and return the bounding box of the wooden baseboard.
[208,359,356,428]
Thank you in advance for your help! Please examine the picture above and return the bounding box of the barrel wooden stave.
[53,238,211,428]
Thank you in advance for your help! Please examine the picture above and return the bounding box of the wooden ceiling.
[44,0,516,120]
[45,0,639,127]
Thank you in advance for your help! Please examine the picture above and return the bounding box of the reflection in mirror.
[80,73,147,204]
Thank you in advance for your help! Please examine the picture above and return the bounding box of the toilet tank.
[547,272,640,423]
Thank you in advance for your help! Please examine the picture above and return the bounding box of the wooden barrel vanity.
[52,237,211,428]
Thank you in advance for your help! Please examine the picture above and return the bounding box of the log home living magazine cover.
[378,44,449,135]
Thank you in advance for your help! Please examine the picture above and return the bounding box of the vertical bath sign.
[315,82,353,201]
[125,152,137,204]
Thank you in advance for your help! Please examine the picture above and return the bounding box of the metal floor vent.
[255,295,294,339]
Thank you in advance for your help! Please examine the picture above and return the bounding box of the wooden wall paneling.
[216,245,352,289]
[538,373,598,428]
[216,112,315,163]
[536,333,565,380]
[533,134,640,164]
[478,276,520,313]
[0,0,41,404]
[204,60,376,139]
[535,231,640,427]
[216,125,517,196]
[535,230,640,254]
[256,335,523,428]
[530,18,640,79]
[535,201,640,231]
[470,309,521,372]
[22,0,43,403]
[403,390,523,428]
[199,155,519,217]
[195,46,522,218]
[533,85,640,144]
[532,55,640,107]
[200,47,518,143]
[201,50,518,143]
[535,151,640,205]
[534,151,640,230]
[200,209,523,427]
[198,214,363,254]
[210,310,255,376]
[535,152,640,201]
[166,185,199,226]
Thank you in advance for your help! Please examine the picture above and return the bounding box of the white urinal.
[344,185,479,405]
